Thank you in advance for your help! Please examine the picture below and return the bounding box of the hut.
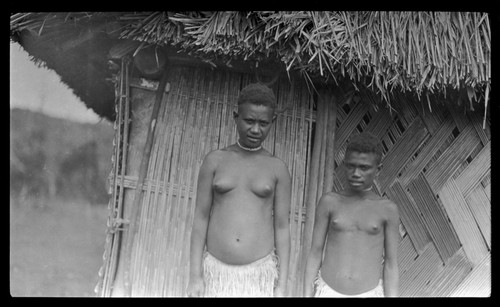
[10,12,491,297]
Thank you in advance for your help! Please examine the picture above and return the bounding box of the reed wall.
[96,62,490,297]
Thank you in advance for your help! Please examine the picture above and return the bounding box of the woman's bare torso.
[206,150,277,265]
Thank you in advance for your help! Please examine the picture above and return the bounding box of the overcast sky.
[10,42,102,124]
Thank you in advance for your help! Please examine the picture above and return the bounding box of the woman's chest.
[213,162,276,197]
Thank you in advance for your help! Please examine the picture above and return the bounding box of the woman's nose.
[250,123,260,133]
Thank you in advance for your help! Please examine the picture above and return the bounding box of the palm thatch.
[10,11,491,120]
[10,12,119,120]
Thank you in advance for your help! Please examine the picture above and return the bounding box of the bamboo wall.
[327,90,491,297]
[97,63,316,296]
[96,63,490,297]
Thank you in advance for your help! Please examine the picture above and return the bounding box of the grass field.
[10,197,109,297]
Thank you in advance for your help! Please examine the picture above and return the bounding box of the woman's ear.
[233,111,239,120]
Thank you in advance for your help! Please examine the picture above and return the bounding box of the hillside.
[10,108,115,205]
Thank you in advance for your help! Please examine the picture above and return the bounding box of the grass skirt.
[203,251,278,297]
[314,272,384,297]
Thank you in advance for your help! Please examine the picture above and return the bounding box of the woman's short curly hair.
[345,132,384,164]
[237,83,277,112]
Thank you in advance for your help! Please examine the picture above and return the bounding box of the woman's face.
[234,103,276,149]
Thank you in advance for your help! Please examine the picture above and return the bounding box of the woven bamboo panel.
[438,180,489,266]
[386,180,430,253]
[325,91,490,297]
[398,234,419,272]
[378,118,428,192]
[399,243,442,297]
[455,141,491,197]
[448,254,491,297]
[465,187,491,248]
[408,175,461,261]
[423,248,472,297]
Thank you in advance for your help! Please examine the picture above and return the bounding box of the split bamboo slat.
[449,254,491,297]
[398,117,455,187]
[423,248,472,297]
[469,109,490,145]
[378,117,428,192]
[158,73,185,295]
[417,97,447,135]
[361,106,393,139]
[386,180,430,253]
[408,175,461,261]
[162,68,194,296]
[148,79,175,296]
[107,175,195,198]
[398,235,419,274]
[333,100,370,165]
[438,180,489,266]
[454,141,490,197]
[399,243,442,297]
[482,175,490,203]
[393,92,420,124]
[448,100,470,131]
[425,125,481,192]
[99,57,490,296]
[465,187,491,248]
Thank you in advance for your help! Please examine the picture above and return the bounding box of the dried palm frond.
[10,11,491,112]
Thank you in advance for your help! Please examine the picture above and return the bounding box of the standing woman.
[187,83,292,297]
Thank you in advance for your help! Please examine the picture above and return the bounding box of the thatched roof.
[10,12,491,121]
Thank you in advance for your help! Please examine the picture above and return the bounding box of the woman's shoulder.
[201,148,230,168]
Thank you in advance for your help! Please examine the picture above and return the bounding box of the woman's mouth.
[247,136,260,143]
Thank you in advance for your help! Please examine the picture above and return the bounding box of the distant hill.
[10,108,115,205]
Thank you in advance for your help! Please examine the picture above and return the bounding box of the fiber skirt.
[203,251,279,297]
[314,272,384,298]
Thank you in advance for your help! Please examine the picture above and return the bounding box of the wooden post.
[323,89,337,193]
[296,88,338,296]
[123,66,170,296]
[99,58,132,297]
[296,90,325,296]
